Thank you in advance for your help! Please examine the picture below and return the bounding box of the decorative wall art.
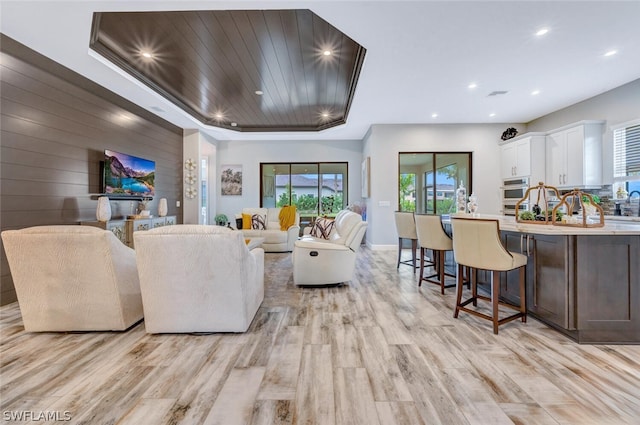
[221,164,243,196]
[184,158,198,201]
[361,157,370,198]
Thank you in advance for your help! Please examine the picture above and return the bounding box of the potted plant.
[214,214,228,226]
[581,194,600,217]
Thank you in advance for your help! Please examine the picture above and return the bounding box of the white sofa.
[292,210,367,286]
[239,207,300,252]
[133,225,264,333]
[1,225,143,332]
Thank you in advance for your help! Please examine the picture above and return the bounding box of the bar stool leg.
[519,266,527,323]
[438,251,446,294]
[418,247,425,286]
[454,264,465,318]
[411,239,417,273]
[492,270,500,334]
[396,237,402,269]
[471,268,477,307]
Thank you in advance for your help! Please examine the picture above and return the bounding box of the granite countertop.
[443,214,640,236]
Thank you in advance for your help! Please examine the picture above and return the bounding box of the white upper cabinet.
[500,133,546,182]
[545,121,604,188]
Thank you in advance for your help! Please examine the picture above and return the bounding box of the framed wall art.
[221,164,242,196]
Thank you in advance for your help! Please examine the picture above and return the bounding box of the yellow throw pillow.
[242,213,252,229]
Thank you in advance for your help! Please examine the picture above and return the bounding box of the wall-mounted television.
[103,149,155,198]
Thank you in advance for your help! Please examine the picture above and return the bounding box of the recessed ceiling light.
[323,50,332,56]
[215,113,224,120]
[604,49,617,57]
[141,51,153,59]
[468,83,477,89]
[431,113,438,118]
[489,113,496,117]
[535,28,549,37]
[255,90,263,95]
[321,112,330,118]
[531,90,540,96]
[231,122,238,127]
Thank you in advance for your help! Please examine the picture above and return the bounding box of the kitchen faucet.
[628,190,640,216]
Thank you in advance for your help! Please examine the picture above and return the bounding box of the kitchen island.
[445,214,640,344]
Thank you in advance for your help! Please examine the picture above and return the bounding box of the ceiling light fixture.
[468,83,477,89]
[431,113,438,118]
[535,28,549,36]
[489,113,496,117]
[214,113,224,120]
[255,90,263,95]
[141,51,153,59]
[604,49,617,57]
[531,90,540,95]
[231,122,238,127]
[323,50,332,56]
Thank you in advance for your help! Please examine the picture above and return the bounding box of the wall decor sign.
[221,164,243,196]
[361,157,370,198]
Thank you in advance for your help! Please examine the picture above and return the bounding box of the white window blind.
[613,121,640,182]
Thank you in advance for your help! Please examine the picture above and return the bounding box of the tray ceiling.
[90,9,366,132]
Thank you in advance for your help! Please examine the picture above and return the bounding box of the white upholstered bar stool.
[394,211,418,272]
[450,217,527,334]
[415,214,455,294]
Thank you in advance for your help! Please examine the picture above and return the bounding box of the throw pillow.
[242,213,252,230]
[310,217,335,239]
[251,214,266,230]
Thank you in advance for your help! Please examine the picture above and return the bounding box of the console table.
[81,215,176,248]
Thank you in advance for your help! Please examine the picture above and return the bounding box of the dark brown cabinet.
[525,233,574,330]
[575,235,640,343]
[500,231,574,330]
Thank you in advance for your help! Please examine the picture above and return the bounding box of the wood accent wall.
[0,35,184,305]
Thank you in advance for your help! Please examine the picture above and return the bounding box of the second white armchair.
[134,225,264,333]
[292,210,367,286]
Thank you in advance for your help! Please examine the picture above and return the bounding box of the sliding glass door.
[399,152,471,214]
[261,162,348,230]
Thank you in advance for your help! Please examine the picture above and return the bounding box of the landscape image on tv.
[104,149,155,197]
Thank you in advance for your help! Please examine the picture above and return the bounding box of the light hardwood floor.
[1,248,639,424]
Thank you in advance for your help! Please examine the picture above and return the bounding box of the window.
[613,119,640,196]
[399,152,471,214]
[260,162,348,227]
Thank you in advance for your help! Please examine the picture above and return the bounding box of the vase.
[158,198,168,217]
[96,196,112,222]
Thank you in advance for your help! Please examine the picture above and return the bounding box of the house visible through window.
[399,152,472,214]
[260,163,348,229]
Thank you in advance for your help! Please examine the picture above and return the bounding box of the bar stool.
[450,217,527,334]
[394,211,418,272]
[415,214,455,294]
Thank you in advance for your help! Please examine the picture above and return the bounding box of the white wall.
[363,123,519,249]
[526,78,640,185]
[214,138,364,224]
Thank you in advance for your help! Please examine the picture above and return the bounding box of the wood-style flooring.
[1,248,639,424]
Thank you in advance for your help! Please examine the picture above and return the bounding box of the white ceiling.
[2,0,640,142]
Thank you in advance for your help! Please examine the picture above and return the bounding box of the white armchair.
[133,225,264,333]
[1,225,143,332]
[292,210,367,286]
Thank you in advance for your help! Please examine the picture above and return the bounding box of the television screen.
[103,149,155,197]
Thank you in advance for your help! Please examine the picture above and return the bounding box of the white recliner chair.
[292,210,367,286]
[133,225,264,333]
[1,225,143,332]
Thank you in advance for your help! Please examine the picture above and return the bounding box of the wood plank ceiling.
[90,9,367,132]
